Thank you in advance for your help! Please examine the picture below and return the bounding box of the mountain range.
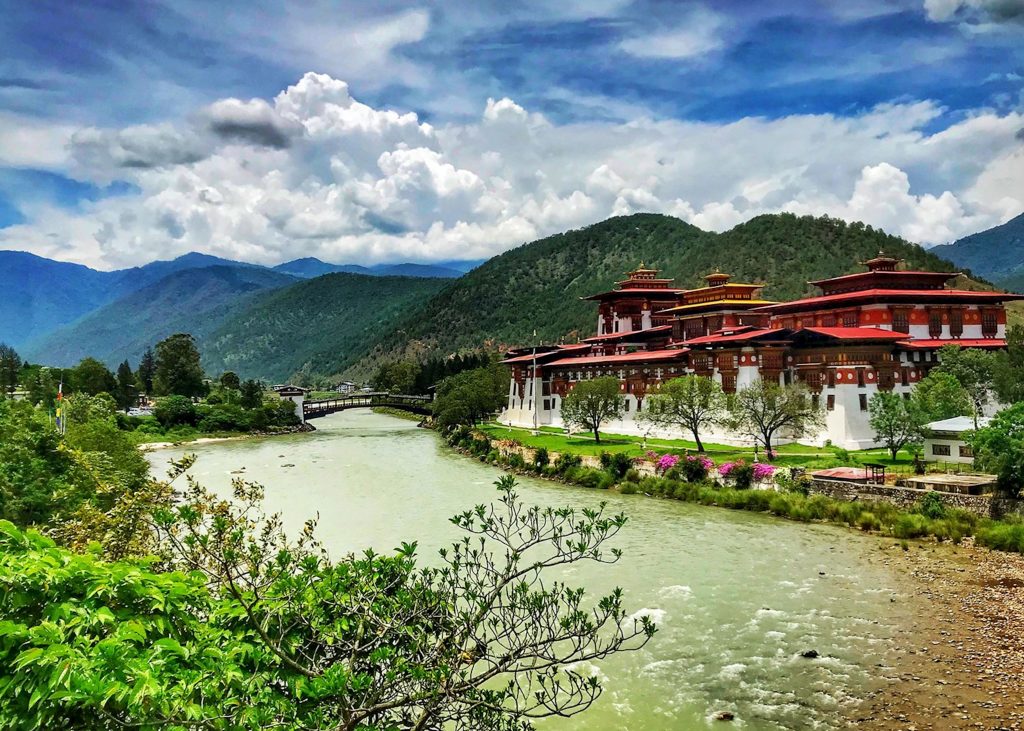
[4,210,1023,384]
[930,211,1024,292]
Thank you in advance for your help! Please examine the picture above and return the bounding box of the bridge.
[301,392,432,420]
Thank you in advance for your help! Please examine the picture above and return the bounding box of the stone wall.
[809,478,1024,518]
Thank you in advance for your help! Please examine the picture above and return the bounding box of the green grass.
[478,422,914,471]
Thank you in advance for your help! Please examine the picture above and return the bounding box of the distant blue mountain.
[272,257,467,279]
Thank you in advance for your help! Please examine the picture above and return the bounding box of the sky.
[0,0,1023,270]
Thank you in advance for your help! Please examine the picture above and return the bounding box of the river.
[147,410,912,730]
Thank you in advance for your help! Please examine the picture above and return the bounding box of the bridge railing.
[302,392,432,418]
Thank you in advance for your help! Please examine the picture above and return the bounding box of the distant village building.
[501,255,1022,449]
[922,416,991,464]
[273,384,308,424]
[335,381,358,394]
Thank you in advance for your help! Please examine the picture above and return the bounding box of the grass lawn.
[478,422,915,472]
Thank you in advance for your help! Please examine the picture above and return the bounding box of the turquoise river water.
[147,410,913,730]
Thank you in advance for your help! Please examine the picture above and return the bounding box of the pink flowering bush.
[718,459,757,489]
[656,454,680,474]
[717,461,738,477]
[752,463,776,481]
[680,454,715,482]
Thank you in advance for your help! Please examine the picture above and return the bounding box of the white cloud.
[0,112,76,169]
[2,72,1023,269]
[923,0,1024,26]
[619,7,725,59]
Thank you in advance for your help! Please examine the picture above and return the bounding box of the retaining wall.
[809,478,1024,518]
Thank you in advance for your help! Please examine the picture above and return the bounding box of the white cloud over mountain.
[2,72,1022,269]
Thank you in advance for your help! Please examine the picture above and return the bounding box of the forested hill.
[200,272,449,383]
[23,266,297,367]
[341,212,968,379]
[930,211,1024,291]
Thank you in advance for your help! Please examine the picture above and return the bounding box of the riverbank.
[863,541,1024,730]
[137,423,315,451]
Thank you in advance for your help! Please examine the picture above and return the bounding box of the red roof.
[546,348,690,367]
[583,325,672,343]
[685,327,788,345]
[898,338,1007,350]
[582,288,683,301]
[798,327,907,341]
[808,270,958,287]
[754,288,1023,313]
[501,344,590,364]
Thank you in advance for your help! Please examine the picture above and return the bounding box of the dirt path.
[861,541,1024,730]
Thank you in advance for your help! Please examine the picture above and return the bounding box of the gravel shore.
[860,540,1024,730]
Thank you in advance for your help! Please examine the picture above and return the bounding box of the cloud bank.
[2,72,1022,269]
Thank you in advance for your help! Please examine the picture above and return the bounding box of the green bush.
[619,481,640,495]
[599,452,633,479]
[533,447,549,469]
[976,522,1024,552]
[623,468,641,483]
[552,453,582,475]
[507,452,526,470]
[917,491,947,520]
[153,395,198,428]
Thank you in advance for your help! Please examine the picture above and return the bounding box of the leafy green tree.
[70,357,117,396]
[220,370,241,390]
[869,391,923,460]
[970,403,1024,497]
[910,371,973,424]
[432,365,509,429]
[114,360,135,411]
[373,360,420,394]
[561,376,625,443]
[935,345,997,427]
[0,343,22,398]
[0,476,655,729]
[137,346,156,394]
[154,395,199,428]
[239,379,265,409]
[993,325,1024,405]
[638,375,726,452]
[154,333,206,398]
[726,380,824,458]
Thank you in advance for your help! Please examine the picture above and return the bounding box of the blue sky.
[1,0,1022,267]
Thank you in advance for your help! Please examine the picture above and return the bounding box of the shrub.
[752,463,776,482]
[552,453,582,475]
[533,447,550,469]
[623,468,641,483]
[600,452,634,479]
[976,522,1024,553]
[655,454,680,474]
[619,481,640,495]
[680,455,714,482]
[507,452,526,470]
[721,460,755,489]
[917,491,947,520]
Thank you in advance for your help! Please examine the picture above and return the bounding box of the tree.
[0,476,655,729]
[993,325,1024,405]
[561,376,625,443]
[154,395,199,428]
[869,391,922,460]
[934,345,996,427]
[137,346,156,394]
[726,380,824,458]
[373,360,420,394]
[114,360,135,411]
[910,371,972,424]
[239,379,265,409]
[70,357,117,396]
[154,333,206,398]
[970,402,1024,497]
[0,343,21,398]
[220,370,241,390]
[638,375,726,452]
[432,365,509,429]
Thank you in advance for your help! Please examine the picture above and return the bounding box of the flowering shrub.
[752,463,776,481]
[656,454,680,474]
[718,459,756,489]
[717,461,738,478]
[680,454,715,482]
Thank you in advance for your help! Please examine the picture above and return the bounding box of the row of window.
[931,443,973,458]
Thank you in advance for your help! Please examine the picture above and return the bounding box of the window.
[859,394,868,411]
[928,310,943,338]
[827,369,836,388]
[892,310,910,334]
[950,309,963,338]
[932,443,951,456]
[826,394,835,411]
[901,368,909,387]
[959,444,973,458]
[842,311,858,327]
[811,395,820,410]
[857,369,866,387]
[542,399,550,411]
[982,310,998,337]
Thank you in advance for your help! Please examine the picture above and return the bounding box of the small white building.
[922,416,990,464]
[335,381,357,394]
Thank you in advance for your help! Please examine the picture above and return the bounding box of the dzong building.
[501,255,1022,449]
